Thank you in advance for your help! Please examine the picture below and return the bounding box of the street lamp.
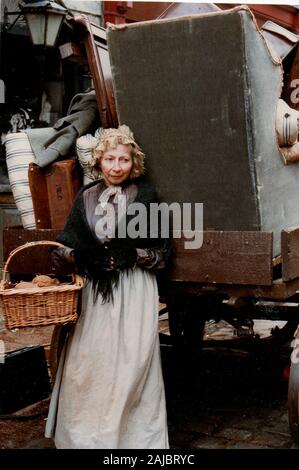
[21,1,68,47]
[4,1,68,47]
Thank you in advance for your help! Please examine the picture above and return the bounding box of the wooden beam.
[170,276,299,301]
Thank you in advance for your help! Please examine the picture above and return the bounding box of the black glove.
[51,247,75,268]
[73,242,137,275]
[101,241,137,272]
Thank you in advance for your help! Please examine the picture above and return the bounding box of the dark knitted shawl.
[56,177,171,302]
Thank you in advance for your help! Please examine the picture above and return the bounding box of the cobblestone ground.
[164,344,297,449]
[0,318,298,449]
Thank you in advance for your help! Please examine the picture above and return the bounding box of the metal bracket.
[3,7,24,31]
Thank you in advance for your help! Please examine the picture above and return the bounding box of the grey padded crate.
[108,6,299,256]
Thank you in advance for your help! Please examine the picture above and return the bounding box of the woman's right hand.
[51,247,75,268]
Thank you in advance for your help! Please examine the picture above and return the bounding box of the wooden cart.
[161,228,299,442]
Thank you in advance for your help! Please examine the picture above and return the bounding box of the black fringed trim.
[73,247,123,303]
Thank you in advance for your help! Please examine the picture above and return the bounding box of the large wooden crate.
[169,227,299,286]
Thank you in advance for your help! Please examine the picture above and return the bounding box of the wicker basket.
[0,241,84,329]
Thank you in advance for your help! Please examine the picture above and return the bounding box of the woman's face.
[101,144,133,185]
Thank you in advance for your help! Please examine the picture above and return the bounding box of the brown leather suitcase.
[28,163,51,228]
[29,159,82,229]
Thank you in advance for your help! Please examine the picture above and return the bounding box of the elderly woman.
[45,125,171,449]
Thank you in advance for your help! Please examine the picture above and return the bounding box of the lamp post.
[21,1,68,47]
[4,1,68,47]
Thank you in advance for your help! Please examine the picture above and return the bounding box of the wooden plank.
[170,276,299,301]
[169,231,273,286]
[2,227,70,276]
[282,227,299,281]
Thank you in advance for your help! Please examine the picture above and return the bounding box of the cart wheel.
[166,296,206,390]
[288,347,299,442]
[49,324,72,385]
[167,294,206,349]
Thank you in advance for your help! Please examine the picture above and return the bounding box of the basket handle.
[2,240,66,281]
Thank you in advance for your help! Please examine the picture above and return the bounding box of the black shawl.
[56,177,172,302]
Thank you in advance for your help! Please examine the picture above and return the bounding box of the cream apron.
[45,268,169,449]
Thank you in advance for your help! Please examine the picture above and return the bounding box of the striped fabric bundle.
[4,132,37,229]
